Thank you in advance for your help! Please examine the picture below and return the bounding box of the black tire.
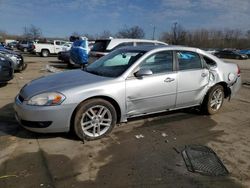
[201,85,224,115]
[67,62,74,69]
[74,99,117,140]
[41,49,49,57]
[236,56,240,60]
[21,63,28,71]
[23,48,28,53]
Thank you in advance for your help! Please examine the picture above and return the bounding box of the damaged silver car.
[14,45,241,140]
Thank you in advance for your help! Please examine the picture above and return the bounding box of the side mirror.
[134,69,153,78]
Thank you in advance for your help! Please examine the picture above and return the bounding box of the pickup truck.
[33,40,69,57]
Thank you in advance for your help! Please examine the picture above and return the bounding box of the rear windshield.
[91,40,111,52]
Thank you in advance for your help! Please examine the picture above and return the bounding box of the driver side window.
[139,51,173,74]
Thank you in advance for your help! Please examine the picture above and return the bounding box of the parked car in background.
[7,41,18,49]
[17,41,34,52]
[89,38,168,63]
[239,49,250,58]
[61,42,73,52]
[0,54,14,83]
[14,45,241,140]
[58,51,70,63]
[0,49,26,71]
[32,40,68,57]
[0,43,12,51]
[203,48,219,55]
[214,50,248,59]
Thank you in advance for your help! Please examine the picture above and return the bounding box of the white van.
[89,38,168,61]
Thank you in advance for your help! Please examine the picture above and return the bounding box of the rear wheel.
[202,85,224,115]
[74,99,117,140]
[21,63,27,71]
[41,49,49,57]
[23,48,28,53]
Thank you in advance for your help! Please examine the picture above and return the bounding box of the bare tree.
[160,24,250,49]
[160,23,187,45]
[0,30,7,42]
[171,22,187,45]
[246,30,250,39]
[23,24,42,40]
[71,32,81,37]
[98,30,112,39]
[116,26,145,39]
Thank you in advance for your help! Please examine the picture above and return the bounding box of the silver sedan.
[14,45,241,140]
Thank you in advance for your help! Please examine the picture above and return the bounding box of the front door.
[126,50,177,116]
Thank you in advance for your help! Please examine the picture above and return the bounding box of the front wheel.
[201,85,224,115]
[74,99,117,140]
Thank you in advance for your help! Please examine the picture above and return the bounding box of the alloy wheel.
[210,89,223,111]
[80,105,112,138]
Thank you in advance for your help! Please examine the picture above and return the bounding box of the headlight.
[27,92,66,106]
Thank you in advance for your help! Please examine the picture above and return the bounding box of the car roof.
[95,38,168,50]
[118,45,203,53]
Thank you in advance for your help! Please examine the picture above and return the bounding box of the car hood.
[0,49,21,56]
[20,69,110,99]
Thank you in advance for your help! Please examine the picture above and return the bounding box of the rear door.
[175,51,209,108]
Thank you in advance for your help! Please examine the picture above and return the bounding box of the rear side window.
[113,42,134,50]
[136,42,154,46]
[177,51,202,70]
[91,40,111,52]
[202,56,217,67]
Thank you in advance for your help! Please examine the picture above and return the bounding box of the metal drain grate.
[182,145,229,176]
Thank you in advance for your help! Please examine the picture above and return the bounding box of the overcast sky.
[0,0,250,39]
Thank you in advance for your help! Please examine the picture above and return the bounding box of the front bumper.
[0,67,14,82]
[10,56,25,71]
[14,95,75,133]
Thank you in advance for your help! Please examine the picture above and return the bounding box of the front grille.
[182,145,229,176]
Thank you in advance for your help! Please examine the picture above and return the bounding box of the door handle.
[164,77,175,82]
[201,73,208,77]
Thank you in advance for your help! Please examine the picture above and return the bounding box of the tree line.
[160,23,250,49]
[1,23,250,49]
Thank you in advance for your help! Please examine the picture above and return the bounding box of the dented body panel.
[14,45,241,133]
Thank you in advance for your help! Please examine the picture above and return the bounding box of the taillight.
[237,64,240,76]
[32,45,35,49]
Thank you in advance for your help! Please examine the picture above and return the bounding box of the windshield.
[85,49,146,77]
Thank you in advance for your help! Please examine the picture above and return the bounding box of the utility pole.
[173,22,178,44]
